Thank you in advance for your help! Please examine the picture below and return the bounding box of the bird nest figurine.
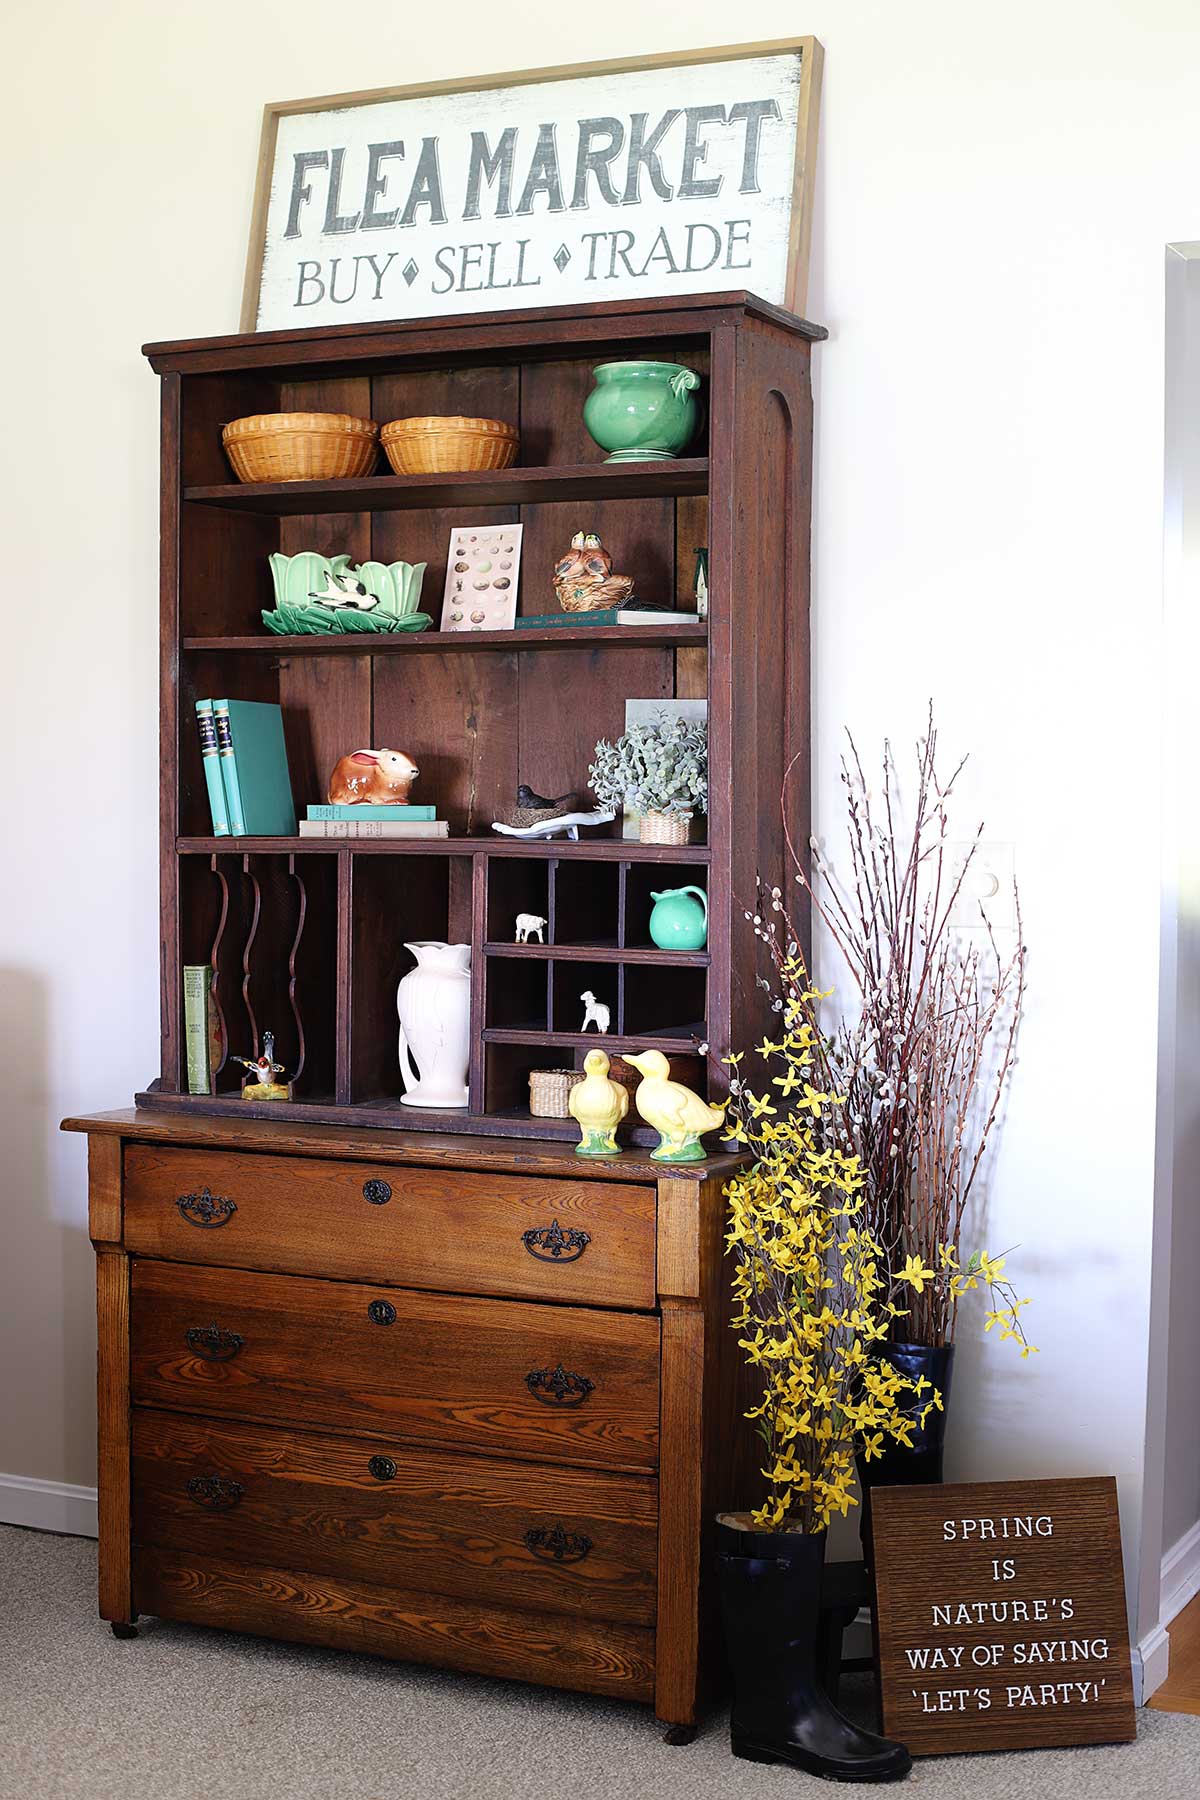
[553,532,635,613]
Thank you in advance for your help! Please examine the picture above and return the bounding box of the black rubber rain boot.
[857,1343,954,1570]
[717,1516,911,1783]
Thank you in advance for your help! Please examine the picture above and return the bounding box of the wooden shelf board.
[182,623,708,655]
[177,836,710,862]
[183,458,709,516]
[483,1026,705,1053]
[484,941,710,967]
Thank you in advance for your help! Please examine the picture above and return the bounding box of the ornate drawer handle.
[186,1474,243,1512]
[521,1220,591,1263]
[363,1179,392,1206]
[524,1523,593,1564]
[525,1363,595,1407]
[368,1455,397,1481]
[176,1187,237,1229]
[185,1322,244,1362]
[367,1299,397,1326]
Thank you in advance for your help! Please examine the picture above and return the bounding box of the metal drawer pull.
[525,1363,595,1407]
[524,1523,593,1564]
[186,1474,243,1512]
[175,1187,237,1229]
[363,1179,392,1205]
[185,1323,244,1362]
[521,1219,591,1263]
[367,1299,397,1326]
[368,1455,397,1482]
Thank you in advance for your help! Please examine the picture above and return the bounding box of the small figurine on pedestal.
[232,1030,290,1101]
[553,532,635,612]
[568,1049,629,1156]
[624,1050,727,1162]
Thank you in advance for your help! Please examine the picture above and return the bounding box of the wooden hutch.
[65,290,821,1738]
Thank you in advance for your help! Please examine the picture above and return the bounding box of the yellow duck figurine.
[624,1050,727,1162]
[568,1048,629,1156]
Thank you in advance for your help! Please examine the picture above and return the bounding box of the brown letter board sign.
[871,1477,1136,1756]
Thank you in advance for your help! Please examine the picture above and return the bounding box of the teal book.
[215,700,297,836]
[306,803,436,822]
[516,606,622,629]
[195,700,231,836]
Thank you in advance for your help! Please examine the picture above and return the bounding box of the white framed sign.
[242,39,822,332]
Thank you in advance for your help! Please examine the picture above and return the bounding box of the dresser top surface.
[62,1108,746,1184]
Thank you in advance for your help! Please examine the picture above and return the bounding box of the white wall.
[4,0,1195,1661]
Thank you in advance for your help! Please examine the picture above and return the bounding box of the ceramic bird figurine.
[624,1050,727,1162]
[328,748,419,805]
[231,1030,289,1101]
[553,531,635,612]
[568,1049,629,1156]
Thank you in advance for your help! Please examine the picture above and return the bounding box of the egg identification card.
[440,523,523,631]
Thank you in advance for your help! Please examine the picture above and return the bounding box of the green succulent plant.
[589,712,708,816]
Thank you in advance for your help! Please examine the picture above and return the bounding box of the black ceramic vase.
[857,1341,955,1568]
[716,1515,912,1783]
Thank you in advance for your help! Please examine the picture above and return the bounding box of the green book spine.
[515,606,621,629]
[183,966,212,1095]
[306,804,436,822]
[195,700,231,836]
[212,700,247,836]
[223,700,297,836]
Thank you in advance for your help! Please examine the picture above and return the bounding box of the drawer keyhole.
[368,1299,397,1326]
[363,1179,392,1206]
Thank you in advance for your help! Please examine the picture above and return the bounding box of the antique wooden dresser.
[65,1109,752,1736]
[64,288,817,1735]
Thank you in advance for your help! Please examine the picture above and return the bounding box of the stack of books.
[195,699,297,836]
[299,805,449,839]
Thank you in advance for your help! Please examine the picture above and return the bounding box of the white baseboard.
[1136,1624,1170,1705]
[1162,1517,1200,1629]
[0,1472,97,1538]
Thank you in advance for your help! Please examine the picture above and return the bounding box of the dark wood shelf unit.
[183,623,708,655]
[184,458,709,516]
[148,291,814,1140]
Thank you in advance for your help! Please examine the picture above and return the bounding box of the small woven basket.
[381,415,519,475]
[639,809,693,845]
[529,1069,585,1119]
[222,412,379,483]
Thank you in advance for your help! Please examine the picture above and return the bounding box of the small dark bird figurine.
[553,531,635,612]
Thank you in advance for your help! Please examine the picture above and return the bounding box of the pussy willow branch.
[768,710,1026,1345]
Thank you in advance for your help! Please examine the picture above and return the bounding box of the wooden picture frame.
[240,38,823,333]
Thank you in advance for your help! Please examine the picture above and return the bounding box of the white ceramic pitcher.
[396,941,471,1108]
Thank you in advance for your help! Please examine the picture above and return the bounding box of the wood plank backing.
[122,1143,657,1308]
[133,1545,655,1702]
[129,1260,661,1472]
[132,1408,656,1626]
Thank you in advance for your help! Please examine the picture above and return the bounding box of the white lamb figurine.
[580,990,610,1034]
[515,912,547,944]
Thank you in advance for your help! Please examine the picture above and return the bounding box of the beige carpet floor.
[1,1523,1196,1799]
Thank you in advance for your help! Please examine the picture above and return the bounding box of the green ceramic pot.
[583,361,702,462]
[648,885,709,950]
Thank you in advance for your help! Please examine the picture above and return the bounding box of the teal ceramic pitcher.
[583,361,702,462]
[649,885,708,951]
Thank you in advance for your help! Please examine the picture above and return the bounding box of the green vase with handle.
[583,361,702,462]
[649,885,709,950]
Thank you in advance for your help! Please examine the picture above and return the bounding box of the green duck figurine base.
[624,1050,727,1162]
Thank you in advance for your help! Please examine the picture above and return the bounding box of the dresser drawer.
[123,1145,656,1310]
[132,1408,657,1626]
[130,1261,660,1472]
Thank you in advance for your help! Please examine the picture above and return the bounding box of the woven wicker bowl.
[381,415,519,475]
[222,412,379,484]
[528,1069,585,1119]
